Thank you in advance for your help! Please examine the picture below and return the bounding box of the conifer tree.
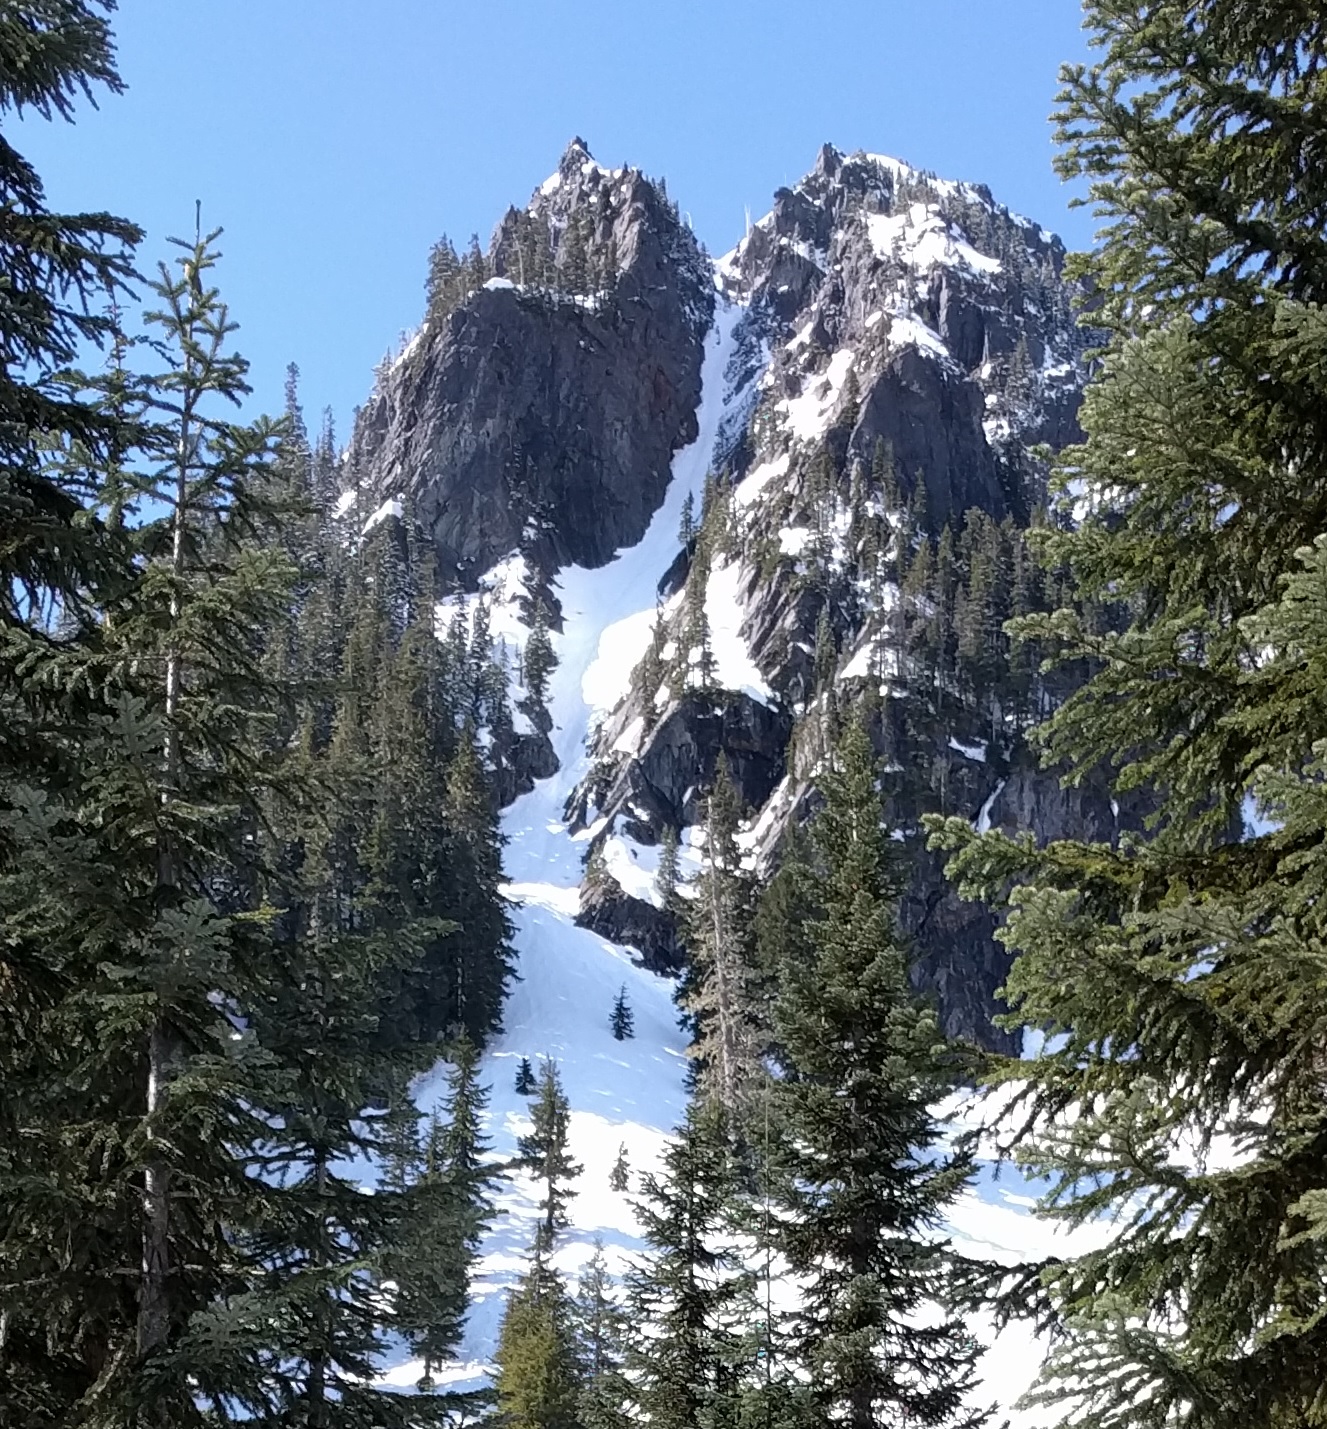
[609,984,635,1041]
[518,1059,583,1237]
[655,824,683,911]
[494,1227,583,1429]
[573,1239,631,1429]
[523,598,557,719]
[771,715,985,1429]
[929,9,1327,1425]
[679,490,697,547]
[390,1037,495,1388]
[0,7,145,1414]
[678,761,764,1122]
[515,1056,538,1096]
[625,1100,753,1429]
[609,1144,631,1194]
[0,0,140,655]
[560,211,590,295]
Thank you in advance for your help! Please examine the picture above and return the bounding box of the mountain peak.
[559,134,594,172]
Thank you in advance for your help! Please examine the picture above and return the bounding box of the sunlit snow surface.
[382,298,1099,1425]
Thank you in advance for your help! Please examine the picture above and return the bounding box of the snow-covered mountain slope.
[375,298,1106,1426]
[570,143,1130,1053]
[378,303,743,1391]
[350,141,1128,1419]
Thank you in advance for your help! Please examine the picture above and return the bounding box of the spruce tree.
[515,1056,537,1096]
[928,9,1327,1425]
[573,1239,630,1429]
[771,716,985,1429]
[518,1059,583,1237]
[609,1143,631,1194]
[609,984,635,1041]
[494,1227,583,1429]
[678,760,764,1121]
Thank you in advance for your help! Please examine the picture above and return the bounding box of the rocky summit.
[340,138,1130,1053]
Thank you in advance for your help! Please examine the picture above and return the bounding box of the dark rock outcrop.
[348,141,714,590]
[578,883,685,974]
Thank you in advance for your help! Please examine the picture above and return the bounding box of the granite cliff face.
[346,140,713,588]
[345,140,1121,1052]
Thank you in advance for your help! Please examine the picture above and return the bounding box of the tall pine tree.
[929,8,1327,1425]
[770,716,985,1429]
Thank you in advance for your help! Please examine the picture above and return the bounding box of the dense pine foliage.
[930,3,1327,1426]
[0,7,512,1422]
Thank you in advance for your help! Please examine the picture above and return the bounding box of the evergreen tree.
[770,716,985,1429]
[609,1144,631,1194]
[609,984,635,1041]
[523,598,557,718]
[655,824,683,911]
[494,1227,583,1429]
[679,489,697,547]
[0,0,140,652]
[678,761,764,1121]
[390,1037,495,1388]
[0,7,145,1415]
[625,1100,752,1429]
[515,1056,538,1096]
[518,1059,583,1237]
[560,211,590,294]
[929,9,1327,1425]
[574,1239,630,1429]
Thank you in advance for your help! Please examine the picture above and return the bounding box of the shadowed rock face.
[348,142,714,589]
[850,345,1004,530]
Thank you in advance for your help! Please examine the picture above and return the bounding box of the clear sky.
[20,0,1095,437]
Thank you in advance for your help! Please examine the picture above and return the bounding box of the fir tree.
[678,760,764,1122]
[655,824,683,912]
[679,489,697,547]
[0,8,145,1413]
[608,1144,631,1194]
[560,210,590,295]
[390,1036,495,1387]
[625,1100,753,1429]
[573,1239,630,1429]
[518,1059,583,1237]
[929,10,1327,1424]
[523,598,557,718]
[494,1227,583,1429]
[515,1056,538,1096]
[609,984,635,1041]
[770,716,985,1429]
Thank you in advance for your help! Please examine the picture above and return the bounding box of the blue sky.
[21,0,1095,437]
